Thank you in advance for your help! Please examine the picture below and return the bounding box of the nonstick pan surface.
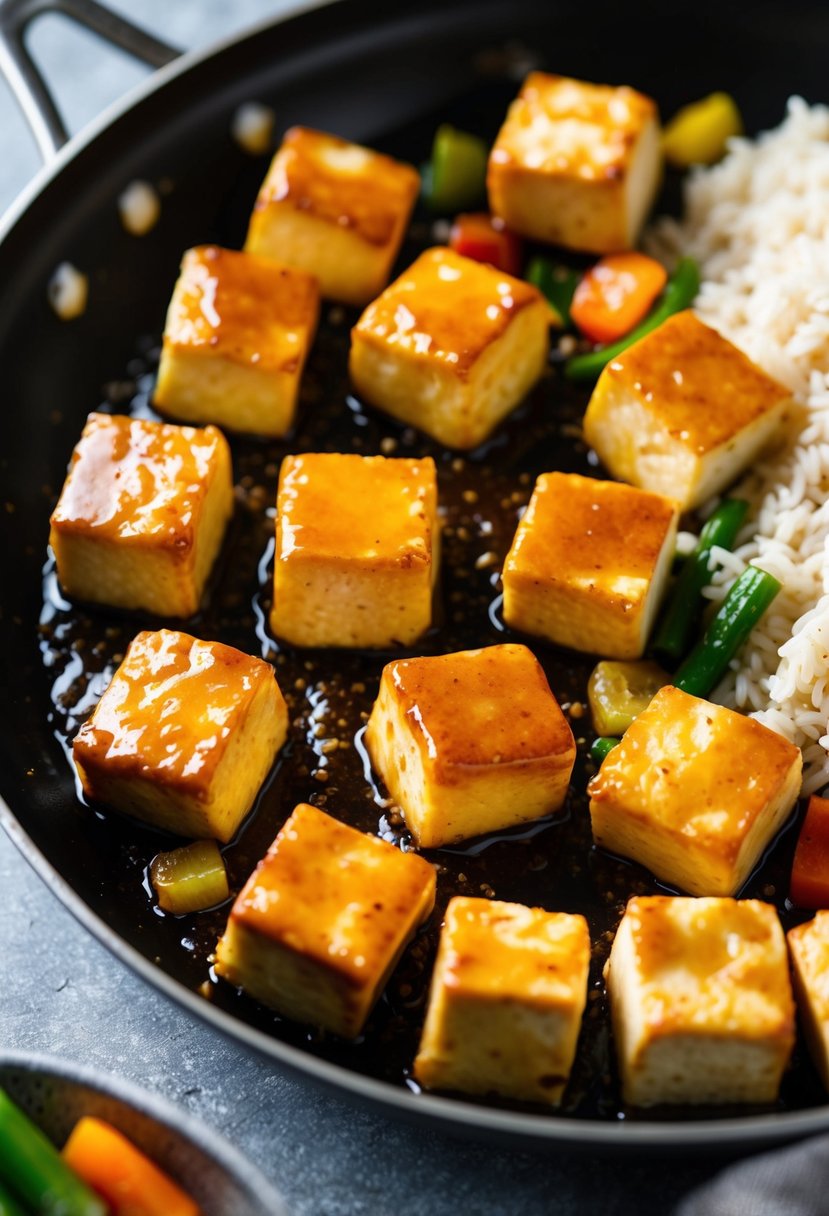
[3,0,829,1152]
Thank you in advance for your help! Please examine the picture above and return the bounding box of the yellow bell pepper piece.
[150,839,229,915]
[587,660,669,737]
[662,92,743,167]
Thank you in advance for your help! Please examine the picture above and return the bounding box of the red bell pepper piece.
[791,794,829,909]
[449,213,522,276]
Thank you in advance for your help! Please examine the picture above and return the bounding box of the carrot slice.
[570,253,668,344]
[791,795,829,909]
[62,1117,201,1216]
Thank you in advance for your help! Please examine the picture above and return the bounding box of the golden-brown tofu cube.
[606,895,795,1106]
[73,629,288,842]
[583,311,790,510]
[49,412,232,618]
[349,247,549,450]
[214,803,436,1037]
[503,472,678,659]
[589,685,802,896]
[271,451,439,649]
[244,126,420,306]
[414,897,590,1105]
[365,643,575,849]
[487,72,661,255]
[788,913,829,1091]
[153,245,319,439]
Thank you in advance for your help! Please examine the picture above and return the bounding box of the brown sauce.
[37,214,823,1124]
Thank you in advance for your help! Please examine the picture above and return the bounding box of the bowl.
[0,1052,287,1216]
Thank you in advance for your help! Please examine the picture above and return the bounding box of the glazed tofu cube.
[606,895,795,1106]
[245,126,420,306]
[154,245,319,438]
[487,72,661,255]
[583,311,790,510]
[271,452,439,649]
[502,472,678,660]
[73,629,288,842]
[49,412,232,618]
[788,913,829,1091]
[414,897,590,1105]
[349,247,549,450]
[214,803,436,1037]
[589,685,802,897]
[364,643,575,848]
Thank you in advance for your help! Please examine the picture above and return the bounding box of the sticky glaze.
[49,412,226,548]
[354,247,544,376]
[252,126,421,247]
[163,246,319,373]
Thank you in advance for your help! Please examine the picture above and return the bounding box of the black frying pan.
[3,0,829,1153]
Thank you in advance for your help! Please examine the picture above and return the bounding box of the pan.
[2,0,829,1153]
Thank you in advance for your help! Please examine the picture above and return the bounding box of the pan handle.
[0,0,179,162]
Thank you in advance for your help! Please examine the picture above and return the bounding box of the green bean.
[564,257,700,381]
[654,498,749,663]
[0,1179,28,1216]
[0,1090,105,1216]
[673,565,782,699]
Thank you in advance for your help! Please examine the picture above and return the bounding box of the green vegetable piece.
[423,124,488,213]
[526,257,579,327]
[150,838,229,915]
[654,498,749,663]
[0,1179,28,1216]
[0,1089,105,1216]
[588,660,670,737]
[564,256,700,382]
[591,736,621,764]
[673,565,782,699]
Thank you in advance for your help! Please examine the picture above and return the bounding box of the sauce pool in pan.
[35,175,824,1127]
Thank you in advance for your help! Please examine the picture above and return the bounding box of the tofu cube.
[606,895,795,1106]
[589,685,802,896]
[788,913,829,1091]
[365,643,575,849]
[73,629,288,842]
[502,471,678,659]
[349,247,549,450]
[487,72,661,255]
[414,897,590,1105]
[271,452,439,649]
[583,311,791,510]
[215,803,436,1037]
[49,412,232,618]
[245,126,420,306]
[154,245,319,438]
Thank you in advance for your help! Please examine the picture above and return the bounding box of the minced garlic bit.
[231,101,275,156]
[48,262,88,320]
[118,180,161,236]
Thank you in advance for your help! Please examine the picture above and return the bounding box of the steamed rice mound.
[649,97,829,793]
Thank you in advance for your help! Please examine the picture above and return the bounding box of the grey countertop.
[0,2,768,1212]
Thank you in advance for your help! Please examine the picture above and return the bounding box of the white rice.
[648,97,829,793]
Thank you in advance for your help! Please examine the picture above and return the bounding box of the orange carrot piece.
[791,795,829,909]
[570,253,668,344]
[62,1117,201,1216]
